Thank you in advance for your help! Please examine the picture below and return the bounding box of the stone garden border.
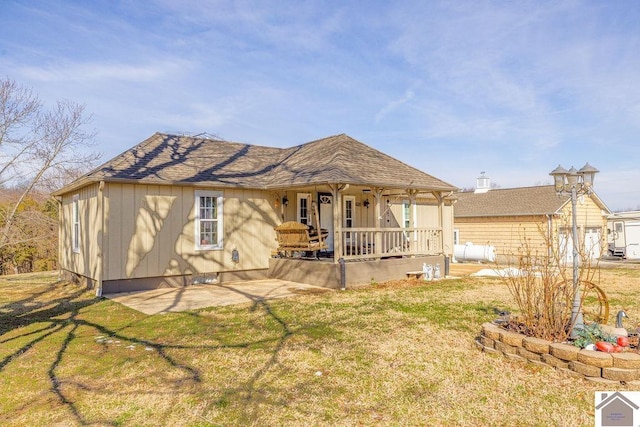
[476,322,640,386]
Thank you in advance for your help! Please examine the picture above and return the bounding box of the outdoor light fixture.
[549,162,599,339]
[550,163,598,193]
[282,195,289,206]
[363,199,370,209]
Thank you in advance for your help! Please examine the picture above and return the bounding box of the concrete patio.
[104,278,332,315]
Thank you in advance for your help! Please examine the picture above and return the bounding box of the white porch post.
[373,187,384,255]
[330,184,346,263]
[406,189,418,254]
[433,191,444,255]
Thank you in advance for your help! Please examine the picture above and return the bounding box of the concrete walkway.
[104,279,332,315]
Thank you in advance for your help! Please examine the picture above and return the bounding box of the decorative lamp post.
[549,163,599,338]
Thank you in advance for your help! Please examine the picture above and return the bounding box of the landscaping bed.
[477,322,640,385]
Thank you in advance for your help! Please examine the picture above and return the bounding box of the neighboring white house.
[607,211,640,259]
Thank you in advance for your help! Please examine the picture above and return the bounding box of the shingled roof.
[55,133,457,194]
[454,185,571,217]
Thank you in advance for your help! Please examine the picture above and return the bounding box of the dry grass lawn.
[1,264,639,426]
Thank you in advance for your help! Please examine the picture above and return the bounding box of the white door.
[613,221,626,249]
[626,222,640,259]
[584,227,601,260]
[319,194,334,249]
[343,196,355,254]
[559,231,574,264]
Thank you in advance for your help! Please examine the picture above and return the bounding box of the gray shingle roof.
[454,186,570,217]
[57,133,457,194]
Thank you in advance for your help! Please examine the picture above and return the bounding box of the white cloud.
[375,89,415,123]
[18,59,193,83]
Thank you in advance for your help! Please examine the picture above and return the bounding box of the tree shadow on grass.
[0,277,309,426]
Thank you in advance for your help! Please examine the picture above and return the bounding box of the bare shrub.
[499,216,601,342]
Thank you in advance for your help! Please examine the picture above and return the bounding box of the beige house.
[453,183,610,264]
[54,133,457,294]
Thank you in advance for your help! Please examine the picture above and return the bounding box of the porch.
[338,227,443,260]
[268,254,446,289]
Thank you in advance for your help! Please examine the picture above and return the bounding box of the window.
[195,190,223,250]
[402,200,417,228]
[403,201,410,229]
[297,193,311,224]
[403,200,417,242]
[72,194,80,253]
[344,196,355,228]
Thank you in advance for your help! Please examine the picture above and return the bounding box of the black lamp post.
[549,163,599,338]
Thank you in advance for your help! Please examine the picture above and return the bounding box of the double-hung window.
[72,194,80,253]
[195,190,223,250]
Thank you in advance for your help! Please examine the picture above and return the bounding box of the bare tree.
[0,77,100,252]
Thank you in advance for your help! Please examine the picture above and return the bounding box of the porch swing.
[274,200,328,258]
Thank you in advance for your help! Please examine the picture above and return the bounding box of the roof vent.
[475,172,490,193]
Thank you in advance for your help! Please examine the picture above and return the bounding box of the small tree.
[0,77,100,271]
[499,216,601,342]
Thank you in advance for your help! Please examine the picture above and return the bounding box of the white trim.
[195,190,224,250]
[72,194,80,253]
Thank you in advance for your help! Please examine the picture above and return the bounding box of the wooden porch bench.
[275,221,328,257]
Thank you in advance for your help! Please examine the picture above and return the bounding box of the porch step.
[405,270,425,279]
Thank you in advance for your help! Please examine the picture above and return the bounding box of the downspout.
[339,257,346,290]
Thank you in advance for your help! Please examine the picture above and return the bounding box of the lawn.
[1,266,639,426]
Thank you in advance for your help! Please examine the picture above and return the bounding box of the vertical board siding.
[102,183,279,281]
[59,184,100,281]
[60,183,457,282]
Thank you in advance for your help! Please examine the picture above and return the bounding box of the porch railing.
[339,227,443,260]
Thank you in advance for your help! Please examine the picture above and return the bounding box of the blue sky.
[2,0,639,211]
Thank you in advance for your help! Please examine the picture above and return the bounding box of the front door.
[318,194,334,249]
